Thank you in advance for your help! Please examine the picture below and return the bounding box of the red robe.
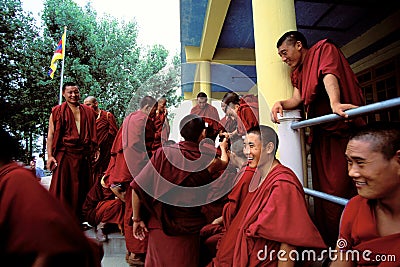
[91,110,118,185]
[200,165,256,266]
[236,94,259,136]
[49,102,98,221]
[213,164,325,267]
[0,162,102,267]
[105,110,154,254]
[152,111,170,152]
[291,39,365,246]
[191,103,221,141]
[131,141,217,267]
[82,179,124,227]
[339,196,400,266]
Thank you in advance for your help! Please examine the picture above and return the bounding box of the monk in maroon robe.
[84,96,118,187]
[272,31,365,247]
[331,123,400,267]
[0,128,102,267]
[212,126,325,267]
[191,92,221,141]
[221,92,259,139]
[131,114,229,267]
[82,178,124,242]
[47,82,98,222]
[152,97,170,152]
[103,96,157,265]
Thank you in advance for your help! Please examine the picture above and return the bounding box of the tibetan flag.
[48,31,66,79]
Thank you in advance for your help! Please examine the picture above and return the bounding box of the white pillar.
[277,110,304,184]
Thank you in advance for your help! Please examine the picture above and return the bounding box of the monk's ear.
[395,150,400,164]
[295,40,302,50]
[266,142,275,154]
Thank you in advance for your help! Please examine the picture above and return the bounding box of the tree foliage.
[0,0,182,159]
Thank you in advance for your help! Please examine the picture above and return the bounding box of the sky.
[21,0,181,54]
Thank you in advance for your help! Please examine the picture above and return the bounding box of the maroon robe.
[200,165,256,266]
[213,164,325,267]
[236,94,259,136]
[339,196,400,266]
[82,179,124,227]
[106,110,154,254]
[131,141,217,267]
[191,103,221,141]
[0,162,102,267]
[49,102,98,221]
[291,39,365,246]
[91,110,118,185]
[152,111,170,152]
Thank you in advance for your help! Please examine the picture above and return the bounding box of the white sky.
[22,0,181,54]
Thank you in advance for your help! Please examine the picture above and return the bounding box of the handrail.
[303,188,348,206]
[291,97,400,130]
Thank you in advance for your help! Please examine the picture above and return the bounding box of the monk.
[190,92,221,142]
[220,92,259,139]
[271,31,366,247]
[46,82,98,222]
[152,96,170,152]
[102,95,157,266]
[84,96,118,186]
[82,178,124,242]
[0,128,102,267]
[131,114,229,267]
[212,126,325,267]
[200,139,249,266]
[330,122,400,267]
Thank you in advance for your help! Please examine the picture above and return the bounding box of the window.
[356,56,400,123]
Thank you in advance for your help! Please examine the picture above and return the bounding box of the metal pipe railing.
[303,188,349,206]
[291,97,400,130]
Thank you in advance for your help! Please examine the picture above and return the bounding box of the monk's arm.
[46,114,57,171]
[323,74,358,118]
[271,87,302,123]
[132,189,148,240]
[208,137,229,174]
[277,243,296,267]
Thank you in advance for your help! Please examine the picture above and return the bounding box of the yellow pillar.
[199,61,212,103]
[252,0,296,125]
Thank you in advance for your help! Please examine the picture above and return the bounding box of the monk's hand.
[47,157,57,171]
[219,137,228,151]
[331,103,358,118]
[211,216,223,225]
[271,101,283,124]
[133,220,148,240]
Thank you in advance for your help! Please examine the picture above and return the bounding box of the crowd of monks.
[1,30,399,267]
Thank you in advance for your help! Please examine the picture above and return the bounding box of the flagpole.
[58,26,67,105]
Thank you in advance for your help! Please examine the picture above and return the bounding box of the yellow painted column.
[252,0,296,125]
[252,0,305,184]
[199,61,212,103]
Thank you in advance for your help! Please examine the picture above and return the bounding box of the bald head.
[84,96,99,112]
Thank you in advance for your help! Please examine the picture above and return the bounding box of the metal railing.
[292,97,400,205]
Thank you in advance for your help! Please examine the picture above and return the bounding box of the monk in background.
[271,31,365,247]
[82,177,124,242]
[190,92,221,142]
[102,96,157,266]
[330,122,400,267]
[0,128,102,267]
[220,92,259,140]
[152,96,170,152]
[84,96,118,187]
[47,82,98,223]
[212,126,325,267]
[131,114,229,267]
